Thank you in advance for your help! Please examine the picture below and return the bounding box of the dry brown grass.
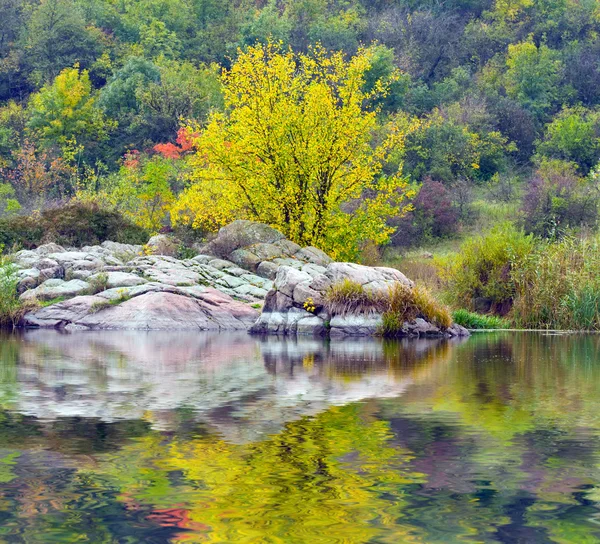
[324,279,387,316]
[324,278,452,334]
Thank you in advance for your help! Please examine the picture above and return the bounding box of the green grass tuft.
[452,308,510,329]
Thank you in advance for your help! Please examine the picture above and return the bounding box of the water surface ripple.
[0,331,597,542]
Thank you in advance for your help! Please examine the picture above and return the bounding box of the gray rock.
[200,220,285,258]
[89,271,147,289]
[233,284,269,299]
[24,295,104,327]
[448,323,470,337]
[25,290,258,331]
[101,241,143,255]
[20,279,90,302]
[326,262,411,289]
[274,267,312,298]
[33,258,59,270]
[246,242,284,261]
[38,267,63,281]
[147,234,179,257]
[36,243,65,256]
[407,317,441,336]
[296,315,327,336]
[229,249,262,271]
[253,259,464,339]
[207,258,237,270]
[330,315,383,337]
[257,261,280,279]
[294,246,332,267]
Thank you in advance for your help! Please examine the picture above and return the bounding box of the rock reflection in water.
[3,330,461,442]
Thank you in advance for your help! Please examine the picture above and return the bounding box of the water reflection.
[0,331,598,542]
[5,331,458,442]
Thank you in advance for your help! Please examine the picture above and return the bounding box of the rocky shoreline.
[13,221,468,338]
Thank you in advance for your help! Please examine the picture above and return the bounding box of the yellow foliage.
[171,42,416,260]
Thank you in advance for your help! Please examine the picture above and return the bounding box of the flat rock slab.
[24,290,258,331]
[20,279,90,302]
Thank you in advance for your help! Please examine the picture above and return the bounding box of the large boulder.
[197,220,332,277]
[24,288,258,331]
[251,262,469,339]
[20,279,90,302]
[147,234,179,257]
[200,220,285,258]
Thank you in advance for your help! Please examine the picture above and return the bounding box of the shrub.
[452,309,510,329]
[0,202,148,249]
[437,223,537,312]
[385,283,452,332]
[521,159,599,239]
[0,257,28,327]
[88,272,108,295]
[391,178,459,247]
[535,107,600,174]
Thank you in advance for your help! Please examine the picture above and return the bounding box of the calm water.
[0,332,598,543]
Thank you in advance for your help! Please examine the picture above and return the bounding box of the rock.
[229,249,262,271]
[448,323,470,337]
[326,262,412,291]
[274,267,313,298]
[252,260,465,338]
[89,271,147,289]
[257,261,280,279]
[38,266,63,281]
[10,219,466,337]
[24,295,105,328]
[24,290,258,331]
[20,279,90,302]
[246,243,284,261]
[406,317,440,336]
[36,243,65,256]
[147,234,179,257]
[32,258,59,270]
[297,316,327,336]
[330,315,383,337]
[294,246,332,267]
[101,241,143,255]
[200,220,285,258]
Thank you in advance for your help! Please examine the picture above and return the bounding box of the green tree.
[504,39,567,119]
[23,0,103,85]
[27,66,115,154]
[536,107,600,173]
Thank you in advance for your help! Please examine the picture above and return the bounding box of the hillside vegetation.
[2,0,600,327]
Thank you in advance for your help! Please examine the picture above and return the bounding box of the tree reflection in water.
[0,331,597,542]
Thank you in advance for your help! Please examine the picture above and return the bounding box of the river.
[0,330,597,543]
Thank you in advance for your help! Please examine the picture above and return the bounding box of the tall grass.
[512,236,600,330]
[324,279,387,315]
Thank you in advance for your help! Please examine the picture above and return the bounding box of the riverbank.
[6,220,468,338]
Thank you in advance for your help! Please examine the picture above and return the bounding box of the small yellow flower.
[303,297,316,313]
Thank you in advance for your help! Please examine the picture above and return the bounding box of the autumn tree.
[26,66,115,155]
[171,42,415,260]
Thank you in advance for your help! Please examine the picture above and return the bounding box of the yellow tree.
[171,42,416,260]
